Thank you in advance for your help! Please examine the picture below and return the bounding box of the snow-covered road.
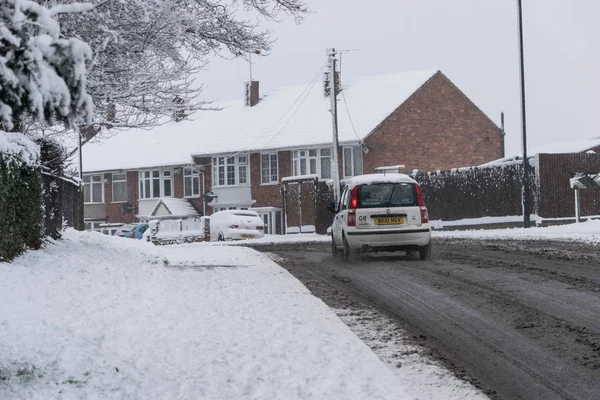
[1,230,408,399]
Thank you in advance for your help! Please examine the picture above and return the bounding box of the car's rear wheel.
[331,236,339,258]
[342,234,352,261]
[419,244,432,260]
[217,233,225,242]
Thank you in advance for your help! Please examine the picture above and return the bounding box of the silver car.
[330,174,431,260]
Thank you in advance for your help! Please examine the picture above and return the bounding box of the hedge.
[0,150,43,261]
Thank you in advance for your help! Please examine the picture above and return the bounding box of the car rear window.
[357,182,417,208]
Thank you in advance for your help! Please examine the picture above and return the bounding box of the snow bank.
[0,230,408,399]
[0,131,40,167]
[434,219,600,244]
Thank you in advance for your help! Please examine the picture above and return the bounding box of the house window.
[320,148,332,179]
[139,169,173,199]
[184,167,200,197]
[343,146,363,178]
[261,153,278,184]
[292,147,334,179]
[83,174,103,203]
[212,155,249,186]
[112,173,127,202]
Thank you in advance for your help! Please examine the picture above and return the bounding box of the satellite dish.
[122,203,134,213]
[203,191,217,203]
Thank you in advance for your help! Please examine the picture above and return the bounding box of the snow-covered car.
[329,173,431,260]
[209,210,265,241]
[113,224,136,238]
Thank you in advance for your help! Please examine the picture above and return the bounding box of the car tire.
[419,244,432,260]
[331,236,339,258]
[342,234,352,262]
[217,233,225,242]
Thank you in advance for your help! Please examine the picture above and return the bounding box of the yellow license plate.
[240,234,255,239]
[374,217,404,225]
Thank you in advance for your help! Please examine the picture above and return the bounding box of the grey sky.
[198,0,599,157]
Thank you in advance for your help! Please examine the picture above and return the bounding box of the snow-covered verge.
[0,230,409,399]
[221,233,330,246]
[335,308,488,400]
[433,219,600,244]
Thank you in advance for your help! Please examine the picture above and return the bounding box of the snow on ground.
[0,230,408,400]
[334,308,488,400]
[433,219,600,245]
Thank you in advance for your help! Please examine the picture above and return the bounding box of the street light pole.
[517,0,531,228]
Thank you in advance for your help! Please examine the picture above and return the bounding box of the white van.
[329,173,431,260]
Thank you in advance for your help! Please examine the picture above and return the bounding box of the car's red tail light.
[420,207,429,224]
[415,184,429,223]
[130,232,135,239]
[228,224,239,229]
[256,226,264,230]
[350,186,358,209]
[347,186,358,227]
[347,209,356,227]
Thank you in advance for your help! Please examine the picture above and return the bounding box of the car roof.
[211,210,260,217]
[344,173,417,189]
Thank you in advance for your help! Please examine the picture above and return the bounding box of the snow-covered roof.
[82,69,438,172]
[482,138,600,166]
[150,198,199,218]
[344,173,417,188]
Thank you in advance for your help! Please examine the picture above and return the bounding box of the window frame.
[260,153,279,185]
[138,169,174,199]
[342,145,363,178]
[83,174,104,204]
[212,154,250,187]
[183,167,201,198]
[111,173,127,203]
[292,147,335,179]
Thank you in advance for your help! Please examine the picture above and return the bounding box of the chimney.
[323,68,341,97]
[245,81,260,107]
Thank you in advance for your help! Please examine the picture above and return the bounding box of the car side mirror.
[326,202,337,213]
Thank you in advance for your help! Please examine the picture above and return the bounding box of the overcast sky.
[198,0,599,157]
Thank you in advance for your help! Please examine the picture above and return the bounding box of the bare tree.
[38,0,308,143]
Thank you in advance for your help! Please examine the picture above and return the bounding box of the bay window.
[212,155,249,186]
[261,153,278,184]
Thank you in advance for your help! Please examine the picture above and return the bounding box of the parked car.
[209,210,265,241]
[329,173,431,260]
[130,223,149,240]
[114,224,136,238]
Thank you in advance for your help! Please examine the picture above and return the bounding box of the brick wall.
[363,71,503,174]
[104,171,138,223]
[250,150,291,208]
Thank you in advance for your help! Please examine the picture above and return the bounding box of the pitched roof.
[149,198,199,219]
[82,69,438,172]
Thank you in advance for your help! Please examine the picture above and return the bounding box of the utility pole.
[327,48,341,205]
[517,0,531,228]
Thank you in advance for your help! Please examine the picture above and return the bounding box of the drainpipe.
[200,171,206,216]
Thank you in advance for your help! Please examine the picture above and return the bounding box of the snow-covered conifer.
[0,0,93,132]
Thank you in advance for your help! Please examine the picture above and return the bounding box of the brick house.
[82,69,503,234]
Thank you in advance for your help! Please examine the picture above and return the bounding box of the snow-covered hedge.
[414,163,538,222]
[0,131,43,261]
